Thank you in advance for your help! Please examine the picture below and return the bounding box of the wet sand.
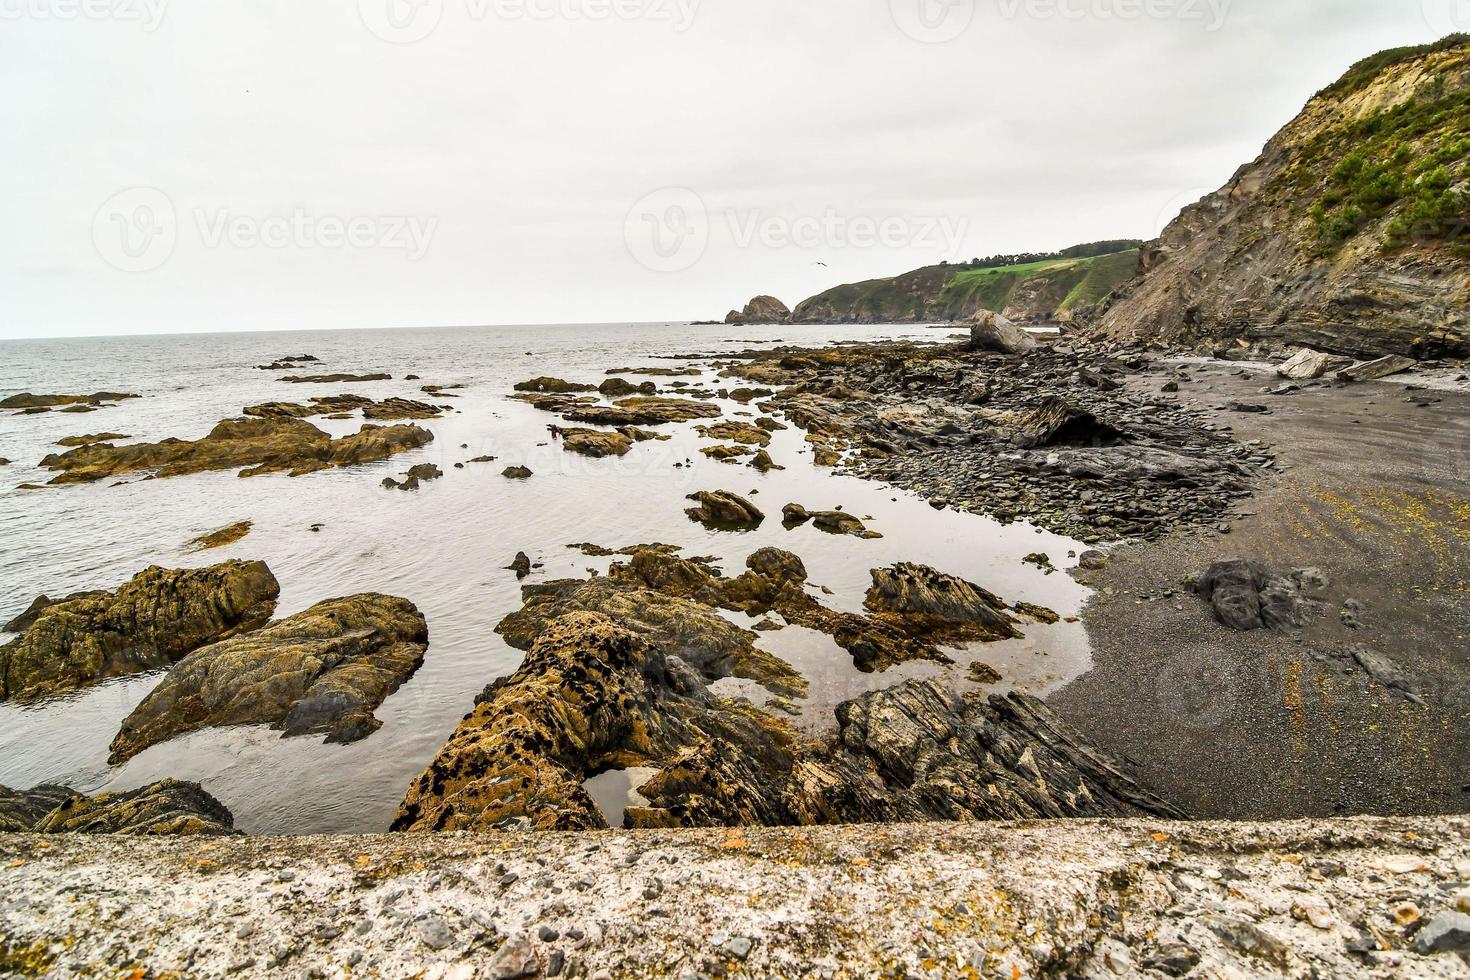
[1052,360,1470,819]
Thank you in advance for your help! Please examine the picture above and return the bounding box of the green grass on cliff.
[793,244,1140,322]
[939,250,1139,316]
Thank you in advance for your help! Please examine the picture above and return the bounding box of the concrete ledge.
[2,817,1469,978]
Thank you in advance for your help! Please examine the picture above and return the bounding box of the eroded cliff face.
[1094,36,1470,359]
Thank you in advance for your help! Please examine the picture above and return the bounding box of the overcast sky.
[0,0,1460,338]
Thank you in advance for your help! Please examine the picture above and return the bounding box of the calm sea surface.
[0,321,1091,834]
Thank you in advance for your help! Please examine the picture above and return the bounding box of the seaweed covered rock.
[39,417,434,484]
[395,611,801,832]
[0,561,280,702]
[109,595,429,764]
[0,779,237,836]
[397,613,1178,832]
[495,574,804,699]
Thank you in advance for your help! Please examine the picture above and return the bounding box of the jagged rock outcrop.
[189,521,253,550]
[395,611,1175,832]
[39,417,434,484]
[725,295,791,325]
[1093,36,1470,358]
[55,432,131,447]
[0,779,237,836]
[394,546,1117,832]
[0,561,280,702]
[108,595,429,764]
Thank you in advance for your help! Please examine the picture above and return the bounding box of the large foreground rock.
[40,417,434,484]
[1277,347,1353,380]
[109,595,429,764]
[0,816,1462,978]
[395,551,1158,833]
[0,780,237,836]
[968,310,1037,354]
[396,610,1175,833]
[0,561,280,702]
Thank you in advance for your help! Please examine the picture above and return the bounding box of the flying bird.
[813,261,828,267]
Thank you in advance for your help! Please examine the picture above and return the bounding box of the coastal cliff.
[1092,35,1470,358]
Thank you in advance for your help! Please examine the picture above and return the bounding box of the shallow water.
[0,321,1090,834]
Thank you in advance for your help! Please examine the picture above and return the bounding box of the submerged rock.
[685,490,765,529]
[0,561,280,702]
[109,594,429,764]
[0,779,237,836]
[695,421,772,446]
[782,504,881,539]
[598,378,657,398]
[55,432,131,448]
[39,417,434,484]
[515,377,595,394]
[1,391,138,412]
[561,428,634,458]
[280,373,391,384]
[564,396,722,427]
[189,520,254,551]
[749,450,784,472]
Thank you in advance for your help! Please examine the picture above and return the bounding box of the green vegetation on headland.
[1303,89,1470,252]
[790,241,1141,324]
